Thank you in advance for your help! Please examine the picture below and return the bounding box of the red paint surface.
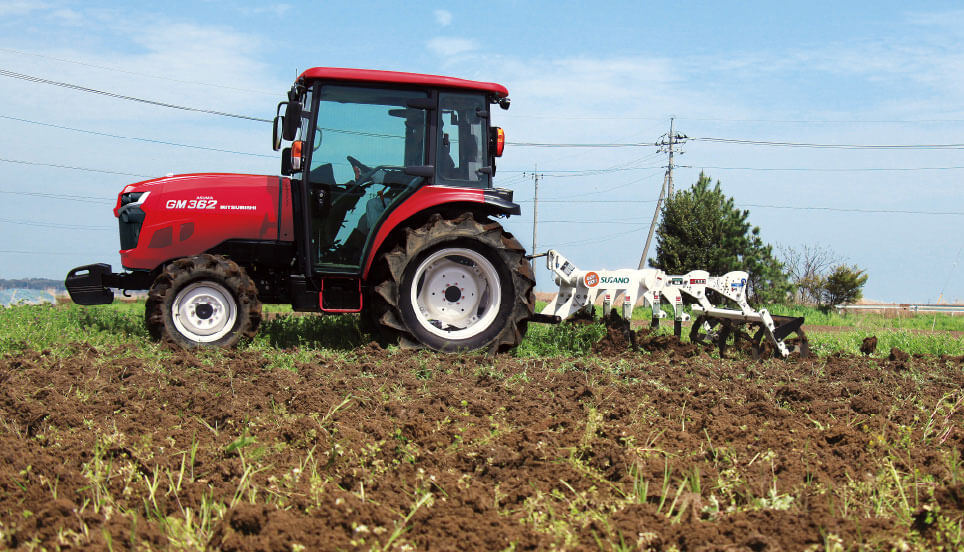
[298,67,508,97]
[362,186,485,278]
[119,173,293,270]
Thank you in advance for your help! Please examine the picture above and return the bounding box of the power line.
[0,47,277,95]
[0,217,113,230]
[509,113,964,124]
[0,68,272,123]
[0,249,102,256]
[0,114,275,158]
[516,199,658,204]
[0,157,152,178]
[742,204,964,216]
[691,136,964,150]
[551,225,648,248]
[499,152,664,177]
[506,141,649,148]
[513,219,652,225]
[505,136,964,150]
[680,164,964,172]
[540,166,664,177]
[0,189,111,204]
[679,116,964,125]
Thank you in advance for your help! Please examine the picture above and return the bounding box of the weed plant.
[4,302,964,358]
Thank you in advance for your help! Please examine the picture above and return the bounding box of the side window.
[437,92,489,188]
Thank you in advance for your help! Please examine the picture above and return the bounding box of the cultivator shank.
[539,250,809,358]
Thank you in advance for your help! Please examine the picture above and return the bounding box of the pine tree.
[651,172,791,303]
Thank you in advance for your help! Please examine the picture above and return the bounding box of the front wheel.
[368,213,534,353]
[146,254,261,348]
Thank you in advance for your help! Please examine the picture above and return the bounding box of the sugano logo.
[600,276,630,284]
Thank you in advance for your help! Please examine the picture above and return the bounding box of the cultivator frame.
[538,250,809,358]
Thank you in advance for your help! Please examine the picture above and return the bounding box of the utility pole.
[526,166,542,278]
[639,118,687,269]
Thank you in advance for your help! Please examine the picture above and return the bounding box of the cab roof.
[297,67,508,98]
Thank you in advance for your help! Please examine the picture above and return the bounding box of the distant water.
[0,289,57,306]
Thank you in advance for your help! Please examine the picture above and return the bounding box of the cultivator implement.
[538,250,809,358]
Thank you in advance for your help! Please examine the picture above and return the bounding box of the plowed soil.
[2,337,964,550]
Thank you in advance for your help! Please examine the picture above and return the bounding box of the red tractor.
[65,68,536,352]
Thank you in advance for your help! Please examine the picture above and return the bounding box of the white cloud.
[434,9,452,27]
[50,8,83,25]
[240,4,292,17]
[427,37,477,57]
[0,0,48,16]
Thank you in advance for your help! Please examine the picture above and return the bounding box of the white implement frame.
[539,250,798,358]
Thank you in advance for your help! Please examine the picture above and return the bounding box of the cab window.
[437,92,489,188]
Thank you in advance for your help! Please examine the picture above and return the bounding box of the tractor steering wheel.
[346,156,413,193]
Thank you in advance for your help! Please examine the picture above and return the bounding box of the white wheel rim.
[171,281,238,343]
[410,247,502,340]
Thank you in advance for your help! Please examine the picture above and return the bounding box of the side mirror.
[281,147,292,176]
[272,115,283,151]
[283,101,302,141]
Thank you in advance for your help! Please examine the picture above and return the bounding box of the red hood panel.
[118,173,293,270]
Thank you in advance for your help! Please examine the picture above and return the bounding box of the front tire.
[367,213,534,353]
[145,254,261,348]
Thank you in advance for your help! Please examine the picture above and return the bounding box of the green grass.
[539,300,964,332]
[806,330,964,357]
[767,303,964,332]
[3,301,964,358]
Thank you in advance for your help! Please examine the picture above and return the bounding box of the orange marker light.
[291,140,303,171]
[494,127,505,157]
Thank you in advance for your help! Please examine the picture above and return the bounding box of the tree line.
[651,172,867,307]
[0,278,65,291]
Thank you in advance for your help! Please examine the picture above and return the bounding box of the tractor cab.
[273,69,510,279]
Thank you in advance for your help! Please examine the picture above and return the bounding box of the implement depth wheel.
[367,213,534,353]
[146,254,261,348]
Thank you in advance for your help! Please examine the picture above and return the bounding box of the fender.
[362,185,519,278]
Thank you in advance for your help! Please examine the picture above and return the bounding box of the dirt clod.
[889,347,910,362]
[2,341,963,550]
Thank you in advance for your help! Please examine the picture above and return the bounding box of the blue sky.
[2,1,964,302]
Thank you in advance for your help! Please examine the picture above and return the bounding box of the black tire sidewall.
[398,238,515,352]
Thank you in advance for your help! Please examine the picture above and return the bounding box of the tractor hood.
[114,173,285,216]
[114,173,294,271]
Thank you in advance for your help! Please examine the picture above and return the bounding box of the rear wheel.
[367,213,534,353]
[145,254,261,348]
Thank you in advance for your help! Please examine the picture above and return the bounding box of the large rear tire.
[145,254,261,348]
[367,213,534,353]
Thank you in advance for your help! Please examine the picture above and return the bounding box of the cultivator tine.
[769,315,810,358]
[717,320,733,358]
[770,315,805,341]
[689,315,708,344]
[796,329,811,358]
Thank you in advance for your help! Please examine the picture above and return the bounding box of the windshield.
[309,85,427,184]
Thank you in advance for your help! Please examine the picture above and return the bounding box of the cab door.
[304,85,431,272]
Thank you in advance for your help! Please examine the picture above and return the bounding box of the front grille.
[117,204,145,250]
